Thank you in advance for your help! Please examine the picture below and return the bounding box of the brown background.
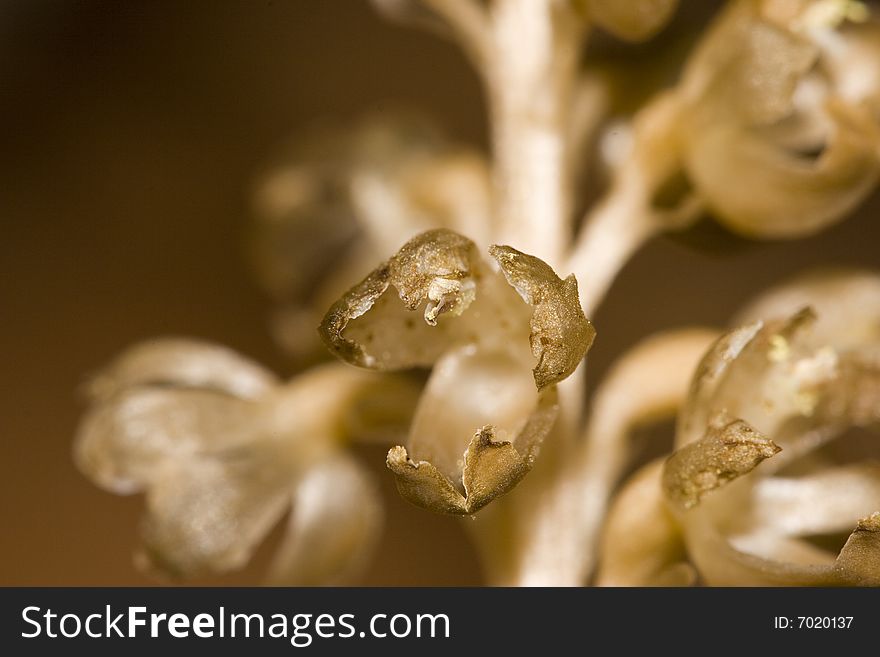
[1,0,877,586]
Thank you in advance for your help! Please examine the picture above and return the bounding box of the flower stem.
[486,0,584,268]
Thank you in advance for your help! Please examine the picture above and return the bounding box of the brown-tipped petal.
[586,0,679,42]
[319,229,482,370]
[663,419,781,510]
[677,322,763,447]
[490,244,595,389]
[136,446,293,579]
[709,309,844,445]
[86,339,278,402]
[387,387,558,515]
[74,388,257,495]
[266,455,383,586]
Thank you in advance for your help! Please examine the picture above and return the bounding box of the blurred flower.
[599,270,880,585]
[249,113,492,365]
[320,228,594,514]
[75,339,417,584]
[676,0,880,237]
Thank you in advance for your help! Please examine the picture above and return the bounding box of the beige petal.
[745,463,880,536]
[597,459,694,587]
[734,269,880,350]
[684,507,880,586]
[74,388,258,494]
[266,455,383,586]
[686,100,880,238]
[692,310,841,452]
[586,0,679,42]
[136,445,294,578]
[86,338,278,402]
[677,322,763,448]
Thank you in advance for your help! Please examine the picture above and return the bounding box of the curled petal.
[682,309,842,455]
[686,101,880,238]
[387,383,558,515]
[86,339,277,401]
[677,322,763,447]
[684,508,880,586]
[679,0,880,238]
[597,460,694,587]
[746,463,880,537]
[137,446,293,578]
[586,0,679,42]
[663,418,781,510]
[490,245,595,389]
[734,269,880,351]
[266,456,383,586]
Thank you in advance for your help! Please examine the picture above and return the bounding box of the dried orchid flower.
[319,228,594,514]
[599,269,880,586]
[75,339,417,584]
[569,0,880,308]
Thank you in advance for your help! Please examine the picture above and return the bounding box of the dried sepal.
[387,387,558,515]
[319,229,482,370]
[490,245,595,389]
[584,0,679,42]
[597,460,694,587]
[663,418,781,510]
[266,455,383,586]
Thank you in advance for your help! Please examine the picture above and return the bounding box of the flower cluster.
[75,0,880,585]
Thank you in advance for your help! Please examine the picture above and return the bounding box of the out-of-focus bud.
[75,339,420,583]
[250,113,492,364]
[677,0,880,238]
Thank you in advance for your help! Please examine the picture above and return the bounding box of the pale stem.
[567,175,660,316]
[567,93,703,315]
[486,0,584,268]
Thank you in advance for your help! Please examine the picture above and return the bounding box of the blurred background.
[1,0,877,586]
